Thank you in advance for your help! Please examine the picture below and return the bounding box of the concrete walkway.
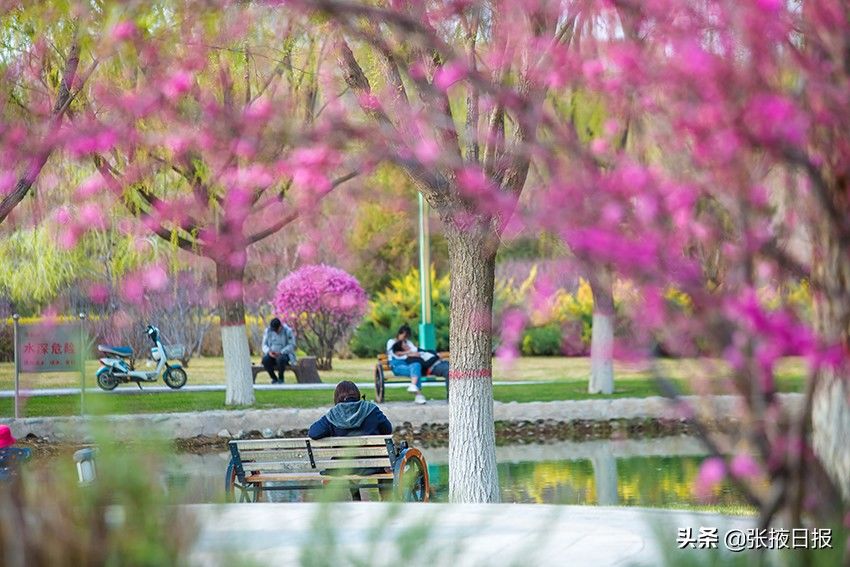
[0,380,542,398]
[189,502,754,566]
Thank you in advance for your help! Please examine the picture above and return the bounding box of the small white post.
[79,313,86,416]
[73,447,97,484]
[12,314,19,419]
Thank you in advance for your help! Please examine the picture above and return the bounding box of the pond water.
[171,435,748,510]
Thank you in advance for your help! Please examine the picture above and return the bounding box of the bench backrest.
[377,352,450,371]
[229,435,396,478]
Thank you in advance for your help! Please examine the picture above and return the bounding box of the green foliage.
[348,165,424,295]
[350,268,450,357]
[0,227,92,312]
[0,226,163,314]
[496,232,566,262]
[0,431,196,565]
[521,324,564,356]
[350,203,417,294]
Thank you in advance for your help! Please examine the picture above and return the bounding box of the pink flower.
[111,21,137,42]
[0,170,15,195]
[729,454,761,479]
[414,138,441,165]
[755,0,781,13]
[78,203,105,228]
[162,71,193,100]
[434,61,467,91]
[55,207,72,225]
[143,265,168,291]
[76,176,104,199]
[694,457,726,500]
[222,280,243,301]
[121,279,145,304]
[58,227,79,250]
[88,283,110,305]
[745,94,807,147]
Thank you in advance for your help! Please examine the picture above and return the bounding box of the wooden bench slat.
[310,446,390,459]
[244,472,395,483]
[238,449,312,462]
[241,463,315,473]
[231,439,310,450]
[242,457,392,472]
[309,436,392,447]
[312,458,393,469]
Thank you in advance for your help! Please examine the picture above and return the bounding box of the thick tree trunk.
[445,226,500,503]
[589,269,615,395]
[811,226,850,500]
[216,260,255,406]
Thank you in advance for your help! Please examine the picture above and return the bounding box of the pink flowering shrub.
[273,265,367,370]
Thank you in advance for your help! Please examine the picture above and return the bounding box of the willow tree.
[79,4,355,405]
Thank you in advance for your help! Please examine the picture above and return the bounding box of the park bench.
[250,356,321,384]
[374,352,450,403]
[0,447,31,482]
[225,435,430,503]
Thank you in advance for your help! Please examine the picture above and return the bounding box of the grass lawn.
[0,355,809,390]
[1,371,806,418]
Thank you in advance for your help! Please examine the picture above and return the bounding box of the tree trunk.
[216,260,255,406]
[589,269,615,395]
[811,225,850,500]
[445,226,500,503]
[592,451,619,506]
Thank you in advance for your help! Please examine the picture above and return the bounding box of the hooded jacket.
[308,400,393,439]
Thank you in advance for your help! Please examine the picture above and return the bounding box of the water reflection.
[170,435,747,509]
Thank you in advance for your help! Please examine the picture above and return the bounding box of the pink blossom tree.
[518,0,850,527]
[68,5,357,405]
[273,264,367,370]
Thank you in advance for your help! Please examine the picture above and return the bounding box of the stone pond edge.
[1,393,802,445]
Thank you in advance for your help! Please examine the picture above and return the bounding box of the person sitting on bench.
[308,381,393,439]
[387,324,428,404]
[261,318,296,384]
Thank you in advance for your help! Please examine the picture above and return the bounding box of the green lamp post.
[418,193,436,350]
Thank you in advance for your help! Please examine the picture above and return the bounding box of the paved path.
[189,502,754,566]
[0,380,543,398]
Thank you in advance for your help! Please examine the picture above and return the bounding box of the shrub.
[520,324,563,356]
[274,265,367,370]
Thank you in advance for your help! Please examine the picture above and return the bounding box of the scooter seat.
[97,345,134,357]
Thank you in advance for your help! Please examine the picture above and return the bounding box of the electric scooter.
[95,325,188,390]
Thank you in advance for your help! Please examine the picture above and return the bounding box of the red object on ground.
[0,425,15,448]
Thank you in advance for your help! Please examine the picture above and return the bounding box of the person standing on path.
[261,318,296,384]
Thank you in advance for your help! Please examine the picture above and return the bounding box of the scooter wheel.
[164,367,188,389]
[96,369,119,391]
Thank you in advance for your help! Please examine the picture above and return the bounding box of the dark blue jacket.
[308,400,393,439]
